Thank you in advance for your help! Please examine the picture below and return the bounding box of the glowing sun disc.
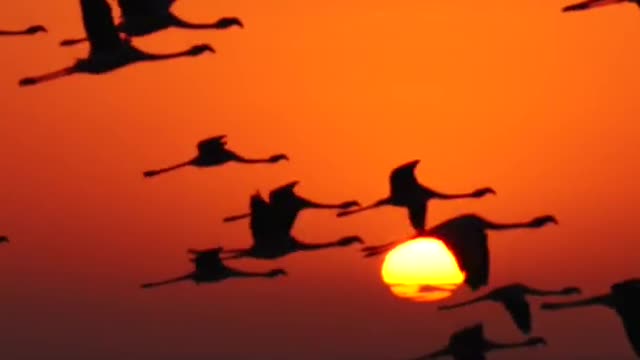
[381,237,466,302]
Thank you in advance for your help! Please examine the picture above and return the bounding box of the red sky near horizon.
[1,1,640,359]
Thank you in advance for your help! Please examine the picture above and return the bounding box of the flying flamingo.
[541,278,640,357]
[0,25,47,36]
[411,323,547,360]
[0,236,8,244]
[362,214,558,291]
[60,0,242,47]
[336,160,496,234]
[140,247,287,289]
[18,0,214,87]
[190,192,365,260]
[439,283,581,334]
[562,0,639,12]
[222,181,361,231]
[142,135,288,178]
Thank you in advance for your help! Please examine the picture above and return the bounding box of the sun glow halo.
[381,237,465,302]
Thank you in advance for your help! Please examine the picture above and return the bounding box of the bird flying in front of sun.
[381,237,465,302]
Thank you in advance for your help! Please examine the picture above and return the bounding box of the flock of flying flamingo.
[2,0,639,359]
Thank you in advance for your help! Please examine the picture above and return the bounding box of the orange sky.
[1,0,640,359]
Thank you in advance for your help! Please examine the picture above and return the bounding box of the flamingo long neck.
[361,240,400,258]
[525,287,575,296]
[484,219,538,230]
[486,339,537,351]
[59,37,88,46]
[139,48,197,62]
[296,239,346,251]
[338,197,390,216]
[298,196,343,209]
[233,154,275,164]
[228,269,276,278]
[543,294,612,310]
[143,160,193,177]
[430,189,478,200]
[140,274,192,289]
[171,16,224,29]
[223,213,251,222]
[439,295,488,310]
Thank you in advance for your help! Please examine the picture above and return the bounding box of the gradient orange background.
[1,0,640,359]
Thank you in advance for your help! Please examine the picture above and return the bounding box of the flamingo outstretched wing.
[407,201,427,231]
[389,160,420,195]
[430,216,490,291]
[118,0,175,18]
[81,0,124,55]
[197,135,227,153]
[612,283,640,357]
[249,193,291,248]
[191,247,226,272]
[502,297,532,334]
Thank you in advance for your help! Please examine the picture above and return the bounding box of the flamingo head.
[188,44,215,56]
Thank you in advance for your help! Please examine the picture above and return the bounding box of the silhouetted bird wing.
[449,324,486,359]
[197,135,227,153]
[81,0,125,55]
[616,313,640,357]
[250,193,291,248]
[430,218,489,290]
[408,201,427,231]
[192,248,225,272]
[268,181,298,205]
[118,0,175,18]
[389,160,420,195]
[612,284,640,357]
[501,297,532,334]
[267,182,303,232]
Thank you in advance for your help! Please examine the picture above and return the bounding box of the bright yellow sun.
[381,237,466,302]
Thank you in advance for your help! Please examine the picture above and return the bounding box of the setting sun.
[381,237,466,302]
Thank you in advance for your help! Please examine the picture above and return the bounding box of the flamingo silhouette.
[541,278,640,357]
[0,25,47,36]
[411,323,547,360]
[190,192,364,260]
[0,236,8,244]
[140,247,287,289]
[222,181,360,230]
[362,214,558,291]
[60,0,242,47]
[18,0,214,87]
[142,135,288,178]
[336,160,495,234]
[439,283,581,334]
[562,0,639,12]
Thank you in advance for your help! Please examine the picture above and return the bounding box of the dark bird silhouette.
[190,192,364,260]
[142,135,288,178]
[0,25,47,36]
[60,0,242,47]
[18,0,214,87]
[140,247,287,289]
[439,283,581,334]
[362,214,558,291]
[0,236,8,244]
[411,323,547,360]
[336,160,495,234]
[562,0,639,12]
[541,278,640,357]
[222,181,360,231]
